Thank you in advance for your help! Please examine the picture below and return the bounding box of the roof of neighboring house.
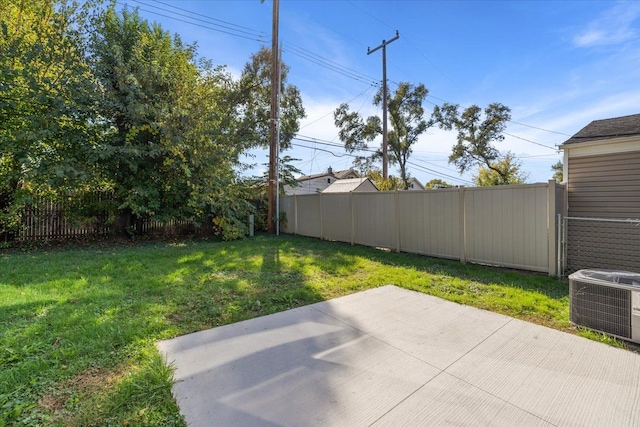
[296,168,360,182]
[322,178,378,193]
[562,113,640,145]
[407,177,425,190]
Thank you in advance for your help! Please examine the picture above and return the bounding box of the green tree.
[433,102,513,183]
[551,160,563,183]
[236,46,305,152]
[472,152,528,186]
[365,169,402,191]
[424,179,452,189]
[0,0,100,234]
[90,5,249,236]
[334,82,433,189]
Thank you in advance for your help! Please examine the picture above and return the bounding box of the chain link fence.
[563,217,640,275]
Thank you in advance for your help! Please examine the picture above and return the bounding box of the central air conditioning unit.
[569,269,640,344]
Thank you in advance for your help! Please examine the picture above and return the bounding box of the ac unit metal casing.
[569,269,640,344]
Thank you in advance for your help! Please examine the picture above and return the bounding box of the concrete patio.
[157,285,640,426]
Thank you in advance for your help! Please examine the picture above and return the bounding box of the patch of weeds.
[576,328,628,349]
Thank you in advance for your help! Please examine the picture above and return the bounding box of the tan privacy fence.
[280,180,565,276]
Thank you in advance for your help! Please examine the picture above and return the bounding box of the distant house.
[406,177,425,191]
[558,112,640,272]
[284,167,360,195]
[322,177,378,193]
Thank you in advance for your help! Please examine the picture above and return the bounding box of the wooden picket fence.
[12,193,214,242]
[18,193,111,241]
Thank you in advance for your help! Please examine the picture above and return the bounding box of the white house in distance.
[284,167,359,195]
[407,177,424,190]
[322,177,378,193]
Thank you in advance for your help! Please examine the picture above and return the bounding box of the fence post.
[547,179,557,277]
[319,192,323,240]
[459,186,466,264]
[395,189,401,253]
[294,194,298,235]
[350,191,354,245]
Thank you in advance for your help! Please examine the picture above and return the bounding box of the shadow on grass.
[0,235,361,425]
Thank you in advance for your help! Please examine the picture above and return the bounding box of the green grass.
[0,234,626,425]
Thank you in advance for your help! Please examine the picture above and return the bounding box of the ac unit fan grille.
[570,281,631,339]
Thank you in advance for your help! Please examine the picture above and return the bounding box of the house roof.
[322,178,378,193]
[407,177,425,190]
[562,113,640,145]
[296,168,359,182]
[333,169,359,179]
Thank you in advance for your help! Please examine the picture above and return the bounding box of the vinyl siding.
[567,151,640,218]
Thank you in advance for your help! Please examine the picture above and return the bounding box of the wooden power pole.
[268,0,280,234]
[367,31,399,180]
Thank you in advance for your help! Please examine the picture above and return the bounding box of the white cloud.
[573,2,640,47]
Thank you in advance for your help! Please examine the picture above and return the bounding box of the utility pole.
[268,0,279,234]
[368,30,399,180]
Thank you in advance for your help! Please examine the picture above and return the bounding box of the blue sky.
[124,0,640,186]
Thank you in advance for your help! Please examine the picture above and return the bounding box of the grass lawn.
[0,234,624,425]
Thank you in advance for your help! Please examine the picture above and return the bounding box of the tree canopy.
[0,1,305,239]
[471,152,528,186]
[334,82,432,189]
[551,160,563,183]
[433,102,517,184]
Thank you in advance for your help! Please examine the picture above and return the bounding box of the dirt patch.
[38,365,125,414]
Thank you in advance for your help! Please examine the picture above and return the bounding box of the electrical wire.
[299,86,375,130]
[285,42,379,84]
[151,0,261,33]
[292,135,473,184]
[133,0,266,39]
[503,132,558,150]
[283,46,379,87]
[118,1,266,42]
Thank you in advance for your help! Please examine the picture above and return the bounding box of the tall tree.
[0,0,99,233]
[89,5,248,233]
[433,102,513,183]
[424,179,452,189]
[365,169,402,191]
[334,82,432,189]
[472,152,528,186]
[235,46,305,152]
[551,160,563,183]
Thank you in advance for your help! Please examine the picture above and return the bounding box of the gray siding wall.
[568,151,640,218]
[566,150,640,273]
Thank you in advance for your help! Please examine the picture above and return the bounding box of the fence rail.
[281,180,565,276]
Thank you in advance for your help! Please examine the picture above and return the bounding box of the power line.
[508,120,571,136]
[299,86,375,130]
[292,135,472,185]
[291,139,471,184]
[286,42,379,84]
[133,0,266,39]
[118,1,266,42]
[347,1,395,31]
[150,0,261,34]
[503,132,558,150]
[283,46,379,87]
[338,3,570,143]
[127,1,380,88]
